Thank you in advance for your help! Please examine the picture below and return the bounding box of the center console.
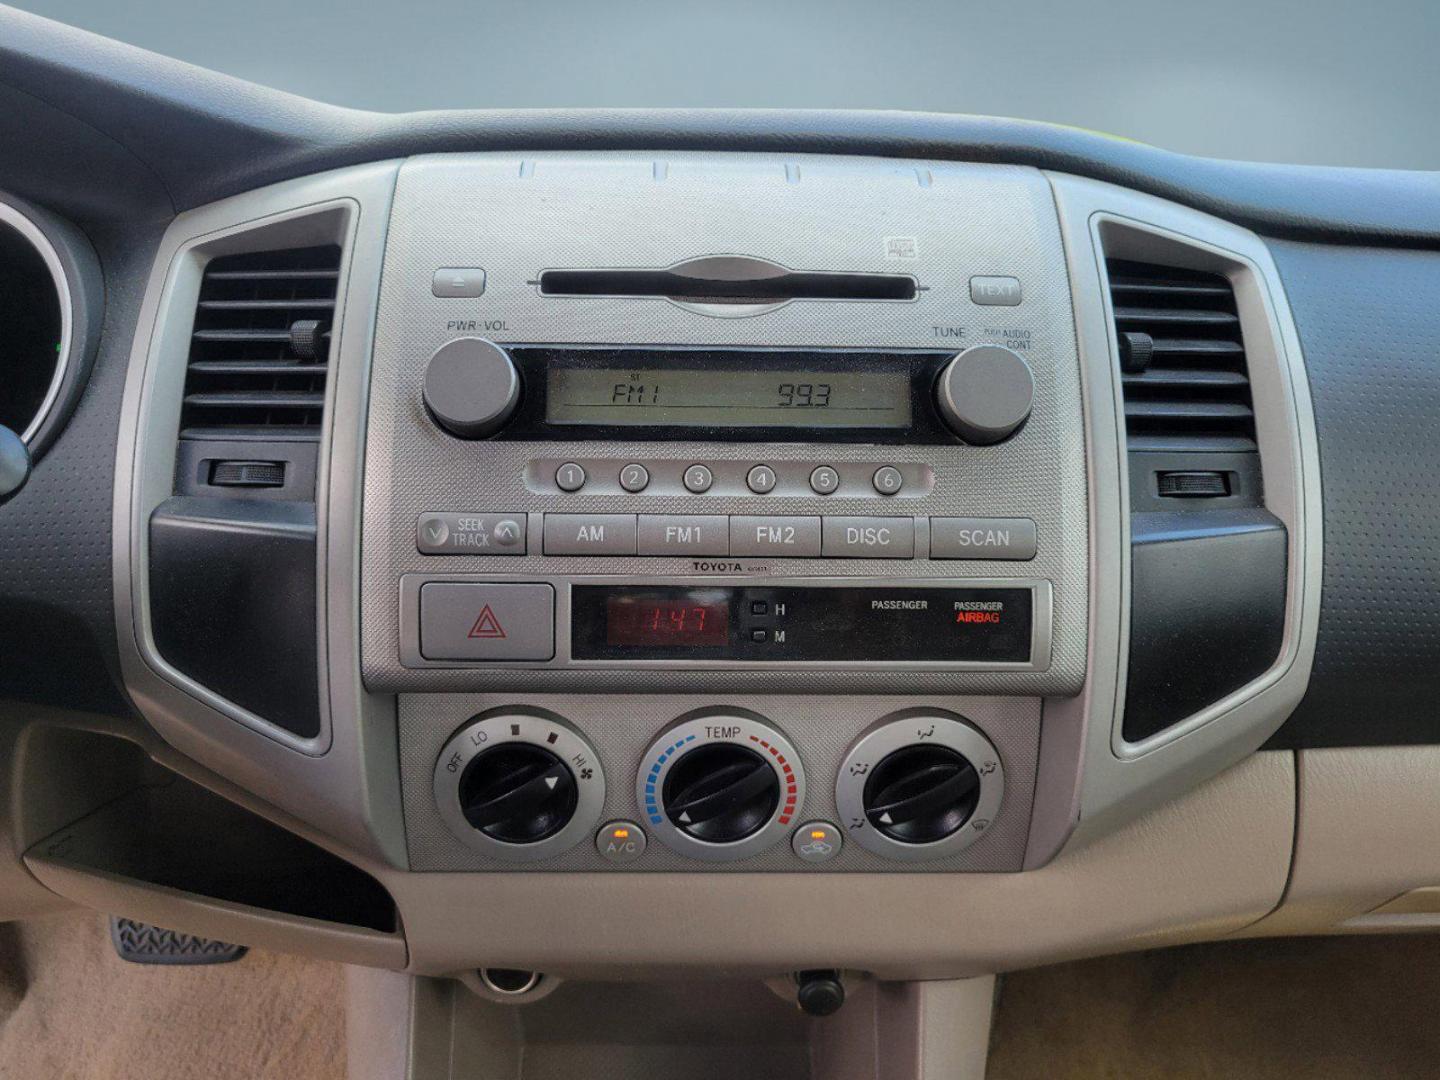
[363,156,1086,872]
[108,148,1321,977]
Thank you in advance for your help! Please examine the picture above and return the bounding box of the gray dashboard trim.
[112,161,406,865]
[1046,174,1323,843]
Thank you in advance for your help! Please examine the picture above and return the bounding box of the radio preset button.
[543,514,638,555]
[930,517,1038,560]
[746,464,778,494]
[555,462,587,492]
[417,512,527,555]
[418,582,554,661]
[872,466,904,495]
[637,515,729,556]
[730,516,821,557]
[809,465,840,495]
[619,463,651,493]
[821,516,915,558]
[682,464,714,493]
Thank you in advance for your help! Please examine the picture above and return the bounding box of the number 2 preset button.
[729,516,821,557]
[543,514,638,555]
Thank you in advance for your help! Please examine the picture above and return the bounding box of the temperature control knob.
[934,344,1034,444]
[423,337,520,438]
[434,709,605,862]
[836,711,1004,862]
[638,710,806,862]
[663,743,778,844]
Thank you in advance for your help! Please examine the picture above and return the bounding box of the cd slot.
[538,261,916,304]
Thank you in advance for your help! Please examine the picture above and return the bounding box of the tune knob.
[423,337,520,438]
[433,710,605,862]
[835,712,1004,861]
[638,710,806,861]
[934,344,1034,444]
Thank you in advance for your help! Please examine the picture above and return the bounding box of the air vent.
[178,245,341,439]
[1108,260,1255,452]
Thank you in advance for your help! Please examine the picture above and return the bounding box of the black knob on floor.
[662,743,779,844]
[458,744,578,844]
[862,745,981,844]
[796,970,846,1017]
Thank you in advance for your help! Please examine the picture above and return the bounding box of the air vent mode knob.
[862,745,980,843]
[934,344,1035,444]
[434,710,605,862]
[423,337,520,438]
[836,712,1005,861]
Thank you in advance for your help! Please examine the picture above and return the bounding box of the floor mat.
[988,935,1440,1080]
[0,913,345,1080]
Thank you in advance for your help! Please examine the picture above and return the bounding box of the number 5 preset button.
[729,516,822,557]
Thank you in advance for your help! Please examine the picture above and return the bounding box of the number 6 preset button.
[729,515,821,557]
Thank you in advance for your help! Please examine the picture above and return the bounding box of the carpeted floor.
[988,935,1440,1079]
[0,913,345,1080]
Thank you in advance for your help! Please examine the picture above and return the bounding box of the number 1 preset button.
[729,515,822,557]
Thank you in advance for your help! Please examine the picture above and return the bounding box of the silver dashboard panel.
[360,153,1090,696]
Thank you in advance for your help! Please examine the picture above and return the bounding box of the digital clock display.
[605,592,730,648]
[547,367,912,429]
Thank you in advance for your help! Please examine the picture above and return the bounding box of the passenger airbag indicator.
[572,585,1033,662]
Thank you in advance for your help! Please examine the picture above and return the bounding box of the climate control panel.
[421,697,1027,871]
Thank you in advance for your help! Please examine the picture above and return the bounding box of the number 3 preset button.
[730,516,821,557]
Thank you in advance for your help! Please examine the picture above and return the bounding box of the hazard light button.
[418,582,555,661]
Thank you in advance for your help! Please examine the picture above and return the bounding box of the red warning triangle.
[468,605,506,639]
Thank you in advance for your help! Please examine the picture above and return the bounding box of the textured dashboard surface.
[0,220,160,715]
[400,692,1039,872]
[1268,241,1440,747]
[360,153,1088,695]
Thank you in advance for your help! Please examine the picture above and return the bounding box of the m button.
[419,582,555,660]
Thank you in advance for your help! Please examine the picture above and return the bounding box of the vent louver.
[179,245,341,438]
[1107,259,1255,452]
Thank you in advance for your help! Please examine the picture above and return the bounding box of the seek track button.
[417,512,527,555]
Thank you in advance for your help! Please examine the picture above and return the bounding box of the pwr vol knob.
[423,337,520,438]
[638,710,806,862]
[434,709,604,862]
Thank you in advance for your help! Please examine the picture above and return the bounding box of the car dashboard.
[3,7,1440,1075]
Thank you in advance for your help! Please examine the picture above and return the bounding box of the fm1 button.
[792,821,843,863]
[596,821,647,863]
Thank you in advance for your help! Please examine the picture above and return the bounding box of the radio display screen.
[546,368,912,429]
